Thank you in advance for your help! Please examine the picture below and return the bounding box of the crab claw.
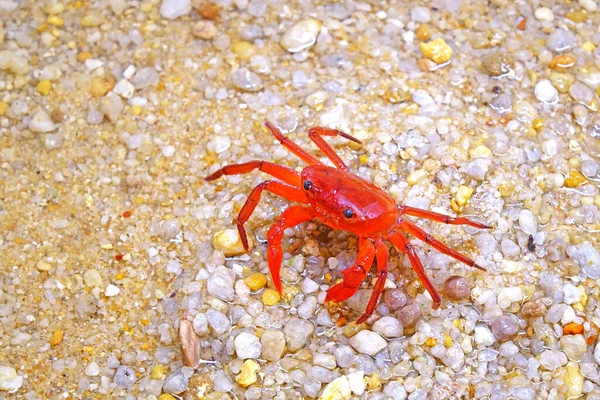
[325,282,358,303]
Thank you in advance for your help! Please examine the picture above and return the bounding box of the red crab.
[206,122,490,323]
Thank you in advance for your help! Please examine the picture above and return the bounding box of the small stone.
[396,304,421,327]
[382,288,409,311]
[444,276,470,300]
[372,316,403,338]
[36,80,52,96]
[113,79,135,99]
[549,54,576,71]
[518,209,537,236]
[501,239,520,258]
[179,320,200,367]
[105,284,120,297]
[534,7,554,21]
[231,68,263,92]
[549,71,574,94]
[410,6,430,22]
[521,300,546,318]
[192,313,209,336]
[162,369,188,394]
[284,318,315,352]
[474,325,495,346]
[563,284,582,305]
[349,330,387,356]
[49,330,63,346]
[347,371,364,395]
[539,349,567,370]
[193,20,217,39]
[318,375,351,400]
[234,332,261,359]
[114,366,136,388]
[85,362,100,376]
[579,0,598,11]
[406,169,427,185]
[236,359,259,387]
[546,29,577,53]
[565,362,584,398]
[497,287,524,309]
[567,242,600,278]
[0,50,29,75]
[160,0,191,19]
[534,80,559,104]
[420,38,452,64]
[261,329,286,361]
[36,260,52,271]
[302,277,320,294]
[280,18,322,53]
[206,308,230,334]
[481,52,514,76]
[81,10,104,27]
[560,334,588,359]
[29,110,56,133]
[198,1,219,19]
[132,67,160,89]
[211,229,248,256]
[383,381,408,400]
[244,272,267,291]
[207,266,235,301]
[570,81,594,106]
[455,185,474,206]
[0,366,23,393]
[99,92,124,122]
[491,315,519,342]
[109,0,128,14]
[442,345,465,372]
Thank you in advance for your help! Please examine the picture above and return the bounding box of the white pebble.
[349,330,387,356]
[518,209,537,236]
[85,362,100,376]
[234,332,261,359]
[534,79,558,104]
[29,110,56,133]
[347,370,365,395]
[301,277,320,294]
[474,325,495,346]
[497,287,524,309]
[85,59,104,71]
[580,0,598,10]
[563,283,581,304]
[534,7,554,21]
[280,18,322,53]
[372,316,403,338]
[161,145,175,157]
[113,79,135,99]
[410,6,431,22]
[160,0,190,19]
[105,284,120,297]
[0,366,23,393]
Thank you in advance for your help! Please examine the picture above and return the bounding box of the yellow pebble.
[90,77,110,97]
[37,260,52,271]
[359,155,369,164]
[416,24,432,41]
[406,169,427,185]
[244,272,267,291]
[77,51,91,62]
[582,41,596,52]
[443,333,454,348]
[151,364,168,380]
[50,330,64,346]
[140,2,153,12]
[595,195,600,207]
[456,185,474,206]
[130,105,142,115]
[420,38,452,64]
[532,118,544,130]
[425,337,438,347]
[262,288,280,306]
[236,359,259,387]
[0,101,7,116]
[212,228,250,257]
[319,376,352,400]
[565,362,584,398]
[469,145,492,158]
[366,374,381,390]
[233,41,256,60]
[564,170,586,188]
[37,80,52,96]
[158,395,177,400]
[47,15,64,26]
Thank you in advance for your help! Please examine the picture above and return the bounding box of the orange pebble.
[549,54,576,71]
[563,322,584,335]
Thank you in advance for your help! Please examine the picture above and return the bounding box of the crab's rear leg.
[398,219,486,271]
[325,237,375,303]
[236,181,307,251]
[267,205,316,295]
[307,127,362,170]
[389,231,442,309]
[205,160,301,187]
[264,122,322,166]
[399,205,491,229]
[356,238,389,324]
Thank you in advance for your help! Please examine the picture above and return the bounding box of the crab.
[206,122,490,323]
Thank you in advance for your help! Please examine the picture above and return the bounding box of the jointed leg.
[398,219,485,271]
[389,231,442,309]
[264,122,322,166]
[356,238,389,324]
[237,181,307,251]
[307,127,362,170]
[399,205,491,229]
[325,237,375,303]
[205,160,301,187]
[267,205,316,295]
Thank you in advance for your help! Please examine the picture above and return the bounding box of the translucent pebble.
[280,18,322,53]
[160,0,190,19]
[372,316,403,338]
[570,81,594,105]
[292,70,308,88]
[192,313,209,336]
[474,233,497,257]
[582,160,598,177]
[234,332,261,359]
[132,67,159,89]
[29,110,56,133]
[333,345,355,368]
[396,304,421,327]
[474,325,495,346]
[491,315,518,342]
[231,68,263,92]
[240,25,263,41]
[349,330,387,356]
[260,329,286,361]
[283,318,314,352]
[442,346,465,372]
[162,369,188,393]
[247,0,266,16]
[99,93,124,122]
[411,6,431,22]
[213,370,234,392]
[250,55,271,74]
[546,29,577,53]
[160,219,180,240]
[383,288,409,311]
[560,335,587,359]
[534,79,559,103]
[309,365,339,383]
[87,106,104,125]
[206,266,235,301]
[313,353,337,370]
[444,276,470,300]
[113,366,136,388]
[539,349,567,370]
[500,238,520,258]
[266,106,299,133]
[518,209,537,236]
[297,296,318,320]
[206,308,230,334]
[566,242,600,278]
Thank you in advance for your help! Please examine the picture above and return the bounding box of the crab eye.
[303,181,312,190]
[343,208,354,219]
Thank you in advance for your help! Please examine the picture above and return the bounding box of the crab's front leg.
[325,237,375,303]
[267,205,315,295]
[356,238,389,324]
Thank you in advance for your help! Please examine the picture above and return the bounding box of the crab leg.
[237,181,307,251]
[307,127,362,170]
[205,160,301,187]
[389,231,442,309]
[399,205,490,229]
[267,205,316,295]
[356,238,389,324]
[325,237,375,303]
[264,122,322,166]
[398,219,486,271]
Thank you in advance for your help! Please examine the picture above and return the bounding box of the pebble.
[284,318,314,352]
[234,332,261,359]
[442,345,465,372]
[261,329,286,361]
[410,6,431,22]
[444,276,470,300]
[420,38,452,64]
[474,325,495,346]
[318,375,351,400]
[500,238,520,258]
[0,50,29,75]
[280,18,322,53]
[481,51,514,76]
[497,287,523,309]
[539,349,567,370]
[192,313,209,336]
[114,366,136,388]
[534,80,559,104]
[162,369,188,394]
[206,308,230,334]
[231,68,263,92]
[546,29,577,53]
[132,67,159,89]
[396,304,421,327]
[105,284,120,297]
[29,110,56,133]
[313,353,337,370]
[346,371,364,395]
[474,233,497,257]
[560,334,587,359]
[236,359,259,387]
[534,7,554,21]
[383,381,408,400]
[569,81,594,105]
[298,296,318,319]
[160,0,191,19]
[567,242,600,278]
[113,79,135,99]
[563,283,581,304]
[521,300,547,317]
[579,0,598,11]
[0,366,23,393]
[179,320,200,367]
[85,362,100,376]
[491,315,518,342]
[382,288,409,311]
[206,266,235,301]
[99,92,124,122]
[193,20,217,40]
[302,277,320,294]
[349,330,387,356]
[372,316,403,338]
